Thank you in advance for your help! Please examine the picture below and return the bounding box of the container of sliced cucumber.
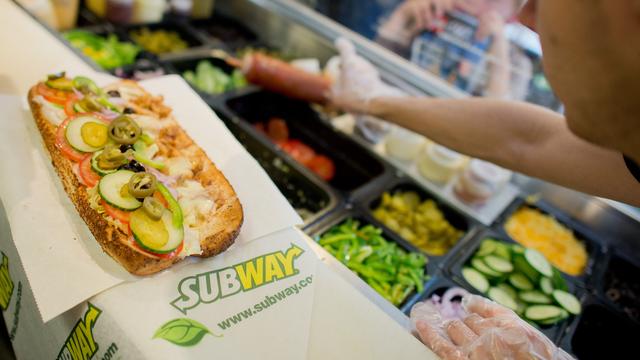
[447,229,585,342]
[495,199,606,284]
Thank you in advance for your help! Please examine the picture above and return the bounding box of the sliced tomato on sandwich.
[79,154,101,188]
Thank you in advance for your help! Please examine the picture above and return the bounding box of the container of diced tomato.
[221,90,390,195]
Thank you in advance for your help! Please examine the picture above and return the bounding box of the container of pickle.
[365,179,474,259]
[124,21,209,56]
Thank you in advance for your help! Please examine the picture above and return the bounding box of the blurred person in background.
[376,0,532,100]
[332,0,640,357]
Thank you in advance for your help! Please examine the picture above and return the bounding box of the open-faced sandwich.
[28,72,243,275]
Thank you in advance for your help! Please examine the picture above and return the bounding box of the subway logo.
[171,243,304,314]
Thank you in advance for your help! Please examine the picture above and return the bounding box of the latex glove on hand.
[411,294,575,360]
[330,38,405,142]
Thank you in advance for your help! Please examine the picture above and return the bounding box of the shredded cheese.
[504,208,588,276]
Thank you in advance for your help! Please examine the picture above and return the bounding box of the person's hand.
[329,38,403,115]
[475,10,506,41]
[411,294,575,360]
[378,0,455,45]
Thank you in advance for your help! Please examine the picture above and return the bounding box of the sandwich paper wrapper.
[0,74,301,322]
[0,223,434,359]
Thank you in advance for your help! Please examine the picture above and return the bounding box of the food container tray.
[122,20,211,57]
[358,177,478,268]
[589,251,640,325]
[61,24,158,74]
[307,208,440,311]
[445,228,586,344]
[492,198,608,287]
[161,53,257,103]
[558,296,640,359]
[219,91,393,196]
[404,276,480,316]
[215,109,340,228]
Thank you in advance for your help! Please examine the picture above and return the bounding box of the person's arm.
[368,96,640,206]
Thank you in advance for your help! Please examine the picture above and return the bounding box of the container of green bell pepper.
[63,29,141,70]
[316,218,430,307]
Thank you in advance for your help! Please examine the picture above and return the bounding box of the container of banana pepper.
[122,20,210,57]
[357,176,477,264]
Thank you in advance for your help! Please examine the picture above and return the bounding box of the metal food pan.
[214,108,340,228]
[558,296,640,359]
[307,208,443,310]
[221,91,392,196]
[360,178,478,268]
[445,228,586,344]
[589,251,640,324]
[493,198,607,287]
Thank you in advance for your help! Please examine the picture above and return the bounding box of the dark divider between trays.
[446,228,584,344]
[223,91,392,195]
[590,251,640,325]
[190,16,260,52]
[307,209,438,310]
[357,178,478,270]
[492,198,607,288]
[214,109,340,228]
[558,296,640,360]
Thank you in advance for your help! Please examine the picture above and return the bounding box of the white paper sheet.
[0,75,300,322]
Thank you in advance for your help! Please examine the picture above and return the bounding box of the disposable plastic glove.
[330,38,405,142]
[410,294,575,360]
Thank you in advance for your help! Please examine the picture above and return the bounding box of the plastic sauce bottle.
[417,144,466,183]
[51,0,79,30]
[132,0,166,23]
[16,0,59,29]
[86,0,107,17]
[106,0,134,23]
[454,159,512,205]
[191,0,215,19]
[384,126,427,162]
